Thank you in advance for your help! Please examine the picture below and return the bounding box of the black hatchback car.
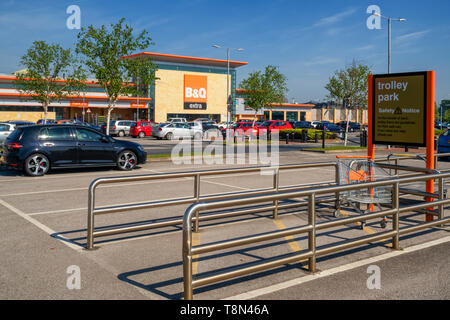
[2,125,147,176]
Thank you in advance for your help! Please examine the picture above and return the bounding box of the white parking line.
[222,235,450,300]
[0,199,83,252]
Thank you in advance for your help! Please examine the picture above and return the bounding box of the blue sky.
[1,0,449,103]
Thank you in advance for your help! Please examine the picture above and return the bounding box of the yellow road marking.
[272,219,302,252]
[339,209,392,247]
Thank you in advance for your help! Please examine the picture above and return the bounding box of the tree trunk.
[344,107,349,147]
[43,101,48,123]
[106,104,113,136]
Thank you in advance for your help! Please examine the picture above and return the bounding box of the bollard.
[286,133,289,144]
[322,129,326,149]
[315,131,318,143]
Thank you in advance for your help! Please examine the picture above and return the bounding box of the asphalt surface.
[0,144,449,301]
[116,132,361,156]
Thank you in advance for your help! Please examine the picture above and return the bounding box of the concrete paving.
[0,148,449,300]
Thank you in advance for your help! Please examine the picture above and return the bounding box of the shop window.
[271,111,284,121]
[286,112,298,122]
[300,112,306,121]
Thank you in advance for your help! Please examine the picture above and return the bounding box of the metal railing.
[86,162,340,249]
[182,170,450,300]
[86,152,450,250]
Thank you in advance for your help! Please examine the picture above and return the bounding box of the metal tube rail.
[86,161,338,249]
[182,171,450,300]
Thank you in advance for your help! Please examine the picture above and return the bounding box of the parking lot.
[0,147,449,300]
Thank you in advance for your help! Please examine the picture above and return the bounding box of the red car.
[256,120,293,136]
[129,121,159,138]
[221,122,258,137]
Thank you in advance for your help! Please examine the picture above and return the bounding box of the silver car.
[152,122,202,140]
[0,122,15,144]
[103,120,136,137]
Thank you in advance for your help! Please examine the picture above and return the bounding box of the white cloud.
[396,30,431,42]
[313,8,358,27]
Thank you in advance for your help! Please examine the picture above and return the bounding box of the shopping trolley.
[335,156,393,229]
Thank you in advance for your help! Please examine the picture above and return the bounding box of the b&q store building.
[0,52,315,123]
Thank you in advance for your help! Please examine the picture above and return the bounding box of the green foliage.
[325,60,371,109]
[75,18,158,133]
[280,129,337,140]
[15,40,86,120]
[239,65,288,120]
[443,109,450,123]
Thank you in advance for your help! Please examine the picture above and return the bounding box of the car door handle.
[43,142,55,147]
[78,143,86,147]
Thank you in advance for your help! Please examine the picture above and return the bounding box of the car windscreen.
[259,121,272,127]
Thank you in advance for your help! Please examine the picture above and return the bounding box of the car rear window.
[0,124,10,131]
[7,128,23,141]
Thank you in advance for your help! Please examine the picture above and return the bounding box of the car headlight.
[137,145,145,151]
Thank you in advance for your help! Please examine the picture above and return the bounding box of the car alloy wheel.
[118,131,125,137]
[25,153,49,176]
[166,132,173,140]
[117,150,137,171]
[138,131,145,138]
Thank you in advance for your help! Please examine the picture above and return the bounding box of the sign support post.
[426,71,435,222]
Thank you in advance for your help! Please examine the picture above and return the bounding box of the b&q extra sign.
[372,72,428,147]
[184,74,207,110]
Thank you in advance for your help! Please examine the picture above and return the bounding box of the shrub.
[279,129,337,140]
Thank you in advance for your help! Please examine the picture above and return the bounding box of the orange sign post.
[368,71,435,221]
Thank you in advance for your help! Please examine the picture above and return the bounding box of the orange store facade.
[0,75,150,123]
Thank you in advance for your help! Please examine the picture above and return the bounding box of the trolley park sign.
[372,72,428,147]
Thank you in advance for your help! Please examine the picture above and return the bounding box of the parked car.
[256,120,293,136]
[221,122,258,137]
[101,120,136,137]
[6,120,35,127]
[336,121,361,132]
[311,121,321,128]
[2,124,147,176]
[315,123,343,133]
[186,121,220,138]
[37,119,56,125]
[129,121,159,138]
[438,129,450,155]
[292,121,313,129]
[193,118,211,123]
[168,118,187,123]
[0,122,15,144]
[217,121,235,129]
[152,122,203,140]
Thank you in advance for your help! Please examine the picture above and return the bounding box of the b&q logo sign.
[184,74,207,110]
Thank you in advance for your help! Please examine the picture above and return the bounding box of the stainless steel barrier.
[182,171,450,300]
[86,152,450,250]
[86,162,339,249]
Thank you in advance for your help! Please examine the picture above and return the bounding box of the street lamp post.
[212,45,243,130]
[374,13,406,150]
[374,13,406,74]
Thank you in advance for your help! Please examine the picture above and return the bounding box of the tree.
[325,60,371,145]
[15,40,86,122]
[76,18,158,135]
[239,65,288,125]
